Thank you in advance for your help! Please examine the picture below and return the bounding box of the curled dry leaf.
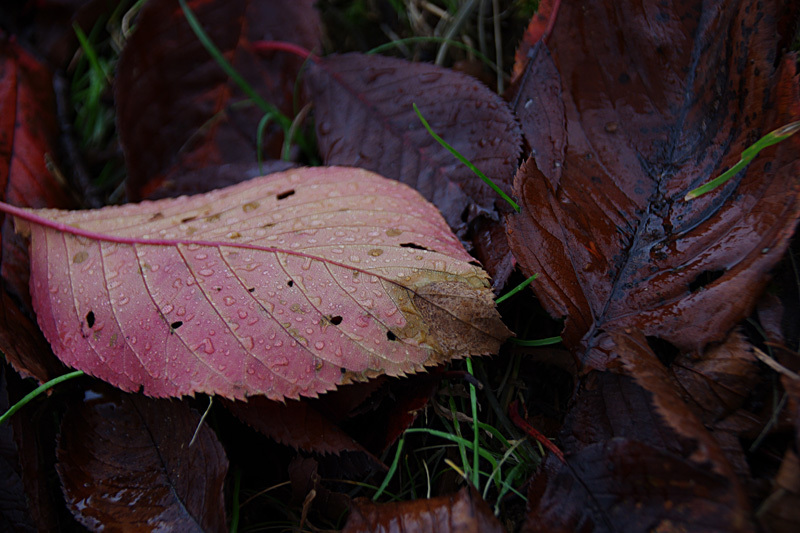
[56,387,228,532]
[0,167,510,400]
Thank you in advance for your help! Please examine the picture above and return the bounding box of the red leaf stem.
[509,399,565,463]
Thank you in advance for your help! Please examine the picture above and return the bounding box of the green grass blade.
[495,274,538,304]
[177,0,288,130]
[0,370,85,425]
[509,336,562,347]
[466,358,480,488]
[373,435,405,501]
[685,120,800,201]
[413,103,520,212]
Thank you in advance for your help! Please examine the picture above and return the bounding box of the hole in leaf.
[287,280,294,287]
[340,367,347,374]
[400,242,429,251]
[645,336,680,368]
[247,288,255,293]
[171,321,183,330]
[688,269,726,292]
[86,311,95,328]
[276,189,295,200]
[330,315,343,325]
[181,215,197,223]
[386,330,397,341]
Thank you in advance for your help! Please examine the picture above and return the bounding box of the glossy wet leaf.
[2,166,510,400]
[343,486,504,533]
[116,0,321,200]
[0,36,74,383]
[507,0,800,354]
[305,52,521,234]
[56,387,228,532]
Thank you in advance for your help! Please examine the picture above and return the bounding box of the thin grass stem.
[413,103,520,211]
[0,370,85,425]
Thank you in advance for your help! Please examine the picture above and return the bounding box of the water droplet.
[162,304,174,314]
[302,257,313,270]
[202,338,215,354]
[195,253,208,260]
[350,255,361,263]
[149,264,159,272]
[223,296,235,306]
[238,310,248,319]
[199,269,214,277]
[243,336,255,350]
[118,295,130,306]
[272,356,289,367]
[130,336,137,345]
[274,340,283,347]
[176,306,186,316]
[247,366,256,375]
[315,341,325,350]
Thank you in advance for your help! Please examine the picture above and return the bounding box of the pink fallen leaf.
[0,166,510,400]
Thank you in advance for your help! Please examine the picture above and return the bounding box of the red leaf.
[343,486,504,533]
[1,167,510,400]
[507,0,800,354]
[0,35,74,383]
[56,387,228,532]
[305,52,521,234]
[115,0,322,199]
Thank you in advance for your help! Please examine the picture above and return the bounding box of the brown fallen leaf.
[507,0,800,355]
[305,52,521,235]
[343,486,505,533]
[115,0,321,199]
[56,386,228,532]
[0,166,510,400]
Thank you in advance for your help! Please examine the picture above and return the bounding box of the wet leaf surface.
[343,486,505,533]
[116,0,321,200]
[0,34,74,383]
[507,0,800,353]
[305,52,521,234]
[1,166,510,400]
[524,438,752,533]
[56,386,228,532]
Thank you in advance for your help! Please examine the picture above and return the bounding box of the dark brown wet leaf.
[507,0,800,354]
[673,330,761,424]
[56,388,228,532]
[0,34,73,383]
[343,486,504,533]
[757,447,800,532]
[524,439,752,533]
[0,366,36,532]
[305,52,521,235]
[223,395,380,459]
[116,0,321,200]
